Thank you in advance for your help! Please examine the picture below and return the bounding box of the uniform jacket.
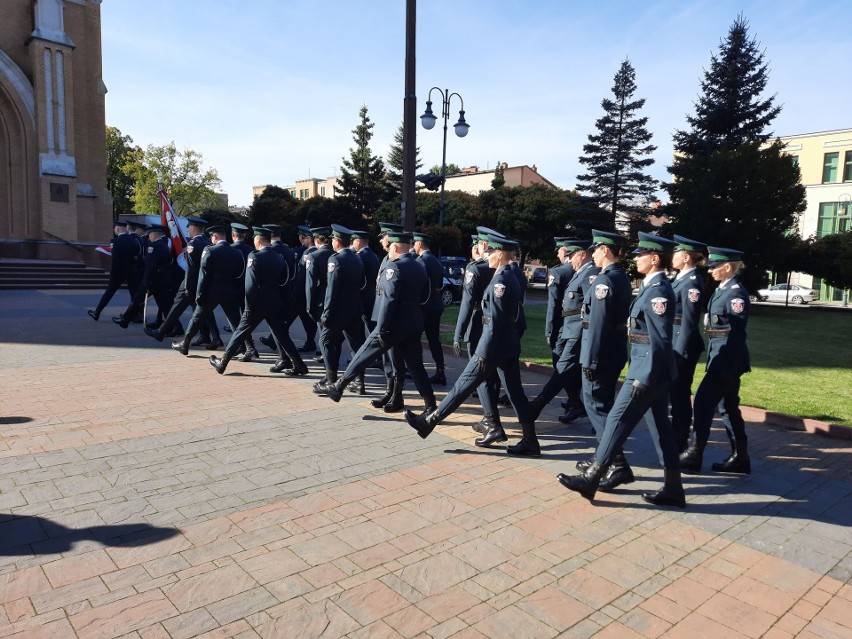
[181,234,210,297]
[580,262,631,372]
[244,246,288,312]
[417,249,445,314]
[672,268,706,360]
[454,259,494,344]
[545,262,574,343]
[371,253,390,323]
[109,233,138,280]
[305,243,334,321]
[507,262,528,334]
[231,240,253,289]
[295,245,316,306]
[375,253,427,336]
[140,236,173,293]
[562,261,601,343]
[626,272,677,387]
[322,247,364,328]
[475,265,522,362]
[196,240,244,303]
[271,240,296,283]
[357,246,380,319]
[705,276,751,375]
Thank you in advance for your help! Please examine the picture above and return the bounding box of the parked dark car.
[528,266,548,284]
[439,256,467,307]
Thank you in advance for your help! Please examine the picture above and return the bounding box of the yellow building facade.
[778,128,852,301]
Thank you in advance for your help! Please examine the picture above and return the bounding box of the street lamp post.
[420,87,469,229]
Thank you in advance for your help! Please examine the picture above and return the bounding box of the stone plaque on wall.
[50,182,69,202]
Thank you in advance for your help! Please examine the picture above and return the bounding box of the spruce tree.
[666,15,805,291]
[576,58,658,227]
[336,105,389,223]
[386,121,422,198]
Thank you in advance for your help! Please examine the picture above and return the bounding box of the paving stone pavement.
[0,289,850,639]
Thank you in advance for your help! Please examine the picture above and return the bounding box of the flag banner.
[158,188,188,271]
[95,245,112,256]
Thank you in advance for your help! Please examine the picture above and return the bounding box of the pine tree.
[386,121,421,198]
[576,58,658,227]
[666,15,805,291]
[672,14,780,156]
[335,105,389,223]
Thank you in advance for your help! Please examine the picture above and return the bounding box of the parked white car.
[753,283,816,304]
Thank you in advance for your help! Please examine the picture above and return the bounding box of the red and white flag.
[158,188,188,271]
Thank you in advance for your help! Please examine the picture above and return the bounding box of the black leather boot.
[88,309,100,321]
[191,335,210,347]
[112,315,130,329]
[259,335,277,351]
[472,413,492,434]
[145,326,165,342]
[347,374,366,395]
[556,460,607,501]
[171,337,190,356]
[712,440,751,474]
[598,452,636,492]
[404,407,442,439]
[282,352,309,377]
[209,353,231,374]
[270,357,294,373]
[506,421,541,456]
[206,337,224,350]
[298,340,317,353]
[383,376,405,413]
[679,442,705,474]
[429,368,446,386]
[642,468,686,508]
[313,372,338,395]
[575,457,594,472]
[558,406,587,424]
[371,377,395,408]
[475,412,508,448]
[239,341,259,362]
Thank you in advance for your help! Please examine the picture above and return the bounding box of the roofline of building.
[775,128,852,141]
[444,164,558,189]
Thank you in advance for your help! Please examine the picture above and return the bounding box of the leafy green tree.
[295,196,360,232]
[105,126,141,217]
[577,59,658,225]
[491,164,505,189]
[430,163,461,177]
[248,185,297,232]
[128,142,222,215]
[666,15,805,291]
[804,231,852,292]
[336,105,389,225]
[386,121,422,198]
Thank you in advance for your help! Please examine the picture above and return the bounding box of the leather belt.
[673,317,682,325]
[706,328,730,337]
[581,322,626,333]
[562,308,582,317]
[581,320,589,329]
[628,333,650,344]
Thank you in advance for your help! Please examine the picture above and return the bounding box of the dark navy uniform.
[306,243,333,324]
[292,239,318,346]
[92,229,140,317]
[357,244,380,328]
[156,232,216,338]
[220,244,300,365]
[321,245,366,378]
[120,231,173,325]
[333,248,435,407]
[546,261,574,354]
[535,259,601,414]
[507,262,528,337]
[183,237,244,344]
[580,262,631,439]
[417,245,445,373]
[687,271,751,467]
[670,266,706,448]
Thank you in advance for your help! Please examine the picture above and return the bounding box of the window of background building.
[790,155,799,167]
[290,190,296,198]
[844,150,852,181]
[320,186,326,196]
[823,152,839,183]
[817,202,850,237]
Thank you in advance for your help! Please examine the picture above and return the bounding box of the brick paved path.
[0,290,850,638]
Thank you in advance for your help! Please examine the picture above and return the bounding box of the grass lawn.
[440,301,852,427]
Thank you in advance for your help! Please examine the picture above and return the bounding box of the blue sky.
[102,1,850,207]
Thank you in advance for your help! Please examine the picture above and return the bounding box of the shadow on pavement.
[0,514,181,556]
[0,416,34,425]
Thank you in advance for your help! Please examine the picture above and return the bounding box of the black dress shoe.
[558,406,587,424]
[144,326,164,342]
[88,310,100,321]
[209,355,226,374]
[269,359,293,373]
[506,438,541,456]
[429,369,447,386]
[171,340,189,356]
[598,463,635,492]
[166,325,184,338]
[575,457,594,472]
[314,353,324,363]
[347,378,366,395]
[475,425,508,448]
[282,364,309,377]
[711,454,751,474]
[325,382,342,403]
[404,408,435,439]
[557,467,602,501]
[112,315,129,329]
[206,339,224,350]
[259,335,277,351]
[298,341,317,353]
[238,348,258,362]
[191,336,210,347]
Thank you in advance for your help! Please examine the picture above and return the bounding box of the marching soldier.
[89,220,140,321]
[404,235,535,450]
[114,224,174,328]
[679,246,752,475]
[670,235,707,451]
[352,229,380,336]
[229,223,259,361]
[209,227,308,375]
[413,232,447,385]
[558,231,686,508]
[259,224,297,357]
[528,239,601,436]
[306,226,334,377]
[171,225,244,356]
[319,230,436,415]
[313,225,366,394]
[293,226,319,354]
